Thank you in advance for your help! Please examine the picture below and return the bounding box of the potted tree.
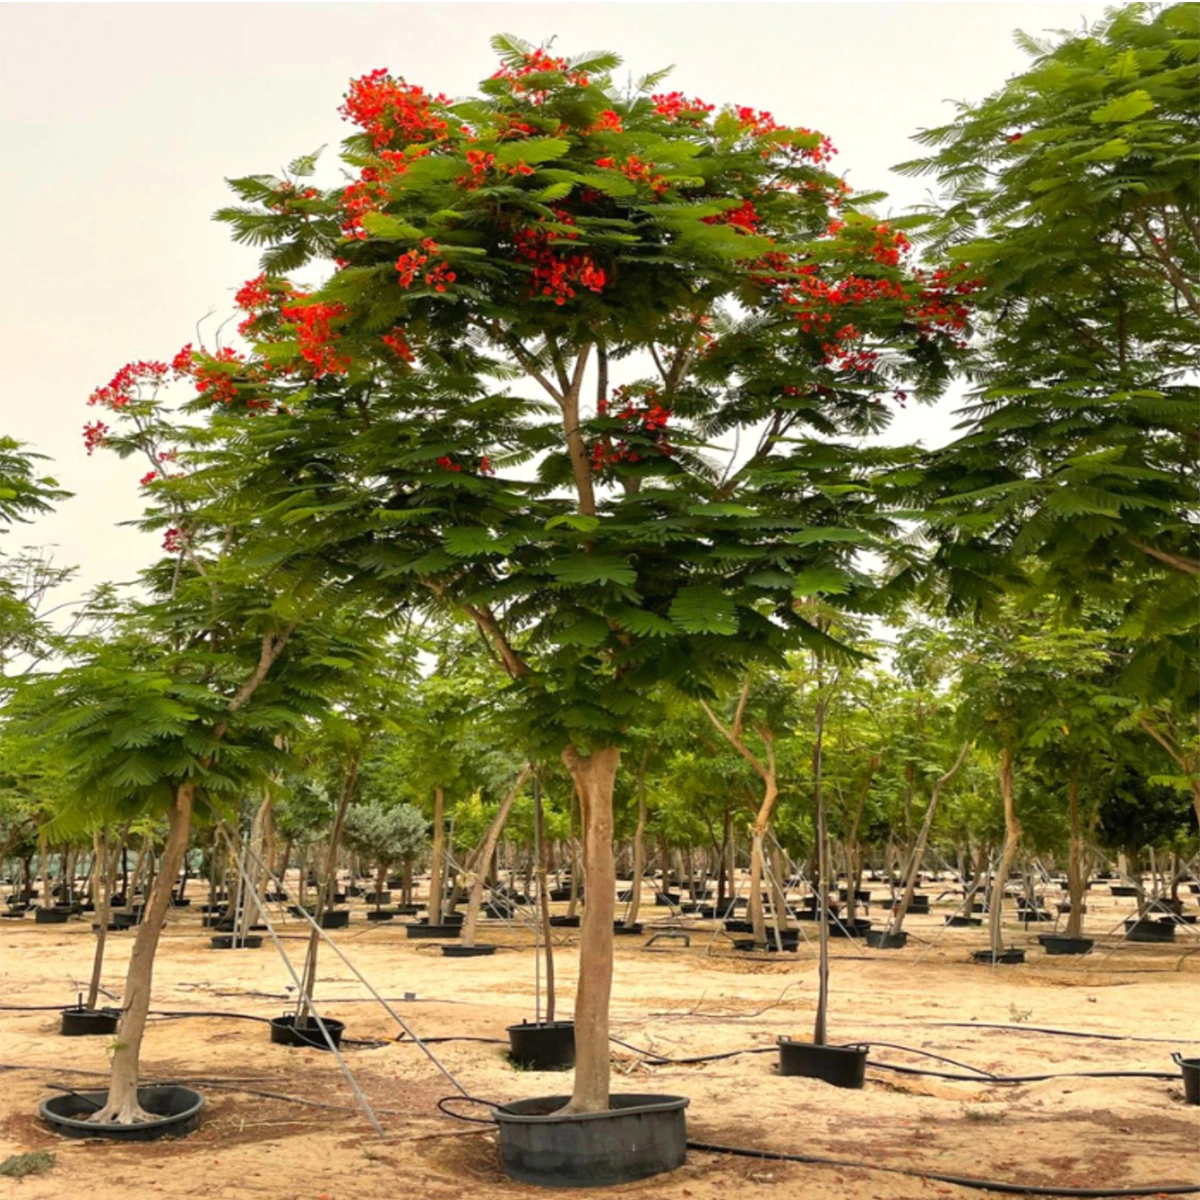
[215,35,971,1184]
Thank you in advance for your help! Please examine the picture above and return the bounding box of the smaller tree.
[343,801,428,909]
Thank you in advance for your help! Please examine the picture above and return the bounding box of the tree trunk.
[625,757,648,928]
[90,785,194,1124]
[1065,781,1086,939]
[37,832,50,909]
[534,776,556,1022]
[988,747,1022,956]
[429,786,446,926]
[567,786,581,918]
[562,745,620,1114]
[86,829,120,1011]
[813,698,830,1047]
[892,743,970,935]
[462,766,531,947]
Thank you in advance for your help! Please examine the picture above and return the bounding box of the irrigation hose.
[685,1139,1200,1197]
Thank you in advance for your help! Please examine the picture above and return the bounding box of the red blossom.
[280,300,350,376]
[589,109,624,133]
[381,328,415,362]
[396,238,457,291]
[436,455,463,473]
[163,528,185,553]
[651,92,714,120]
[82,420,109,455]
[139,470,158,486]
[339,69,450,149]
[704,200,762,233]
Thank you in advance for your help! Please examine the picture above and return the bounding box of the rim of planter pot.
[441,943,497,957]
[60,1006,121,1036]
[40,1086,204,1140]
[268,1013,346,1051]
[494,1093,689,1188]
[1173,1053,1199,1105]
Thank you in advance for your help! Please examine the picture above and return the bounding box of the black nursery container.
[778,1039,868,1089]
[210,934,264,949]
[507,1019,576,1070]
[1174,1053,1199,1105]
[1125,917,1175,943]
[494,1093,688,1187]
[442,943,496,957]
[1039,934,1094,955]
[548,914,580,927]
[269,1013,345,1050]
[405,921,462,938]
[613,922,644,935]
[320,910,350,929]
[972,947,1026,964]
[40,1086,204,1140]
[865,929,908,949]
[60,1006,120,1037]
[366,910,394,922]
[35,907,71,925]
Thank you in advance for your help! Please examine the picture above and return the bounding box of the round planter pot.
[731,935,798,953]
[484,903,515,919]
[548,888,573,902]
[828,919,871,939]
[1125,918,1175,943]
[364,891,391,905]
[778,1039,868,1089]
[972,948,1025,965]
[365,910,394,922]
[395,903,422,915]
[169,897,192,908]
[110,913,139,929]
[40,1086,204,1141]
[495,1093,688,1187]
[1039,935,1094,956]
[1174,1053,1199,1105]
[60,1006,120,1037]
[405,922,462,939]
[1,909,27,919]
[320,910,350,929]
[723,919,755,934]
[548,915,580,928]
[613,922,644,936]
[269,1014,345,1051]
[945,915,982,927]
[441,943,496,957]
[35,907,71,925]
[654,893,681,907]
[210,934,264,949]
[507,1020,576,1071]
[1110,885,1139,897]
[865,929,908,950]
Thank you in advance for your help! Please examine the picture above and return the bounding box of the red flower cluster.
[396,239,457,291]
[651,92,714,120]
[162,528,185,553]
[595,155,668,196]
[436,455,462,472]
[381,328,415,362]
[139,470,159,487]
[88,359,170,410]
[339,69,450,149]
[491,49,590,102]
[280,300,350,376]
[456,147,535,189]
[703,200,762,233]
[235,273,297,336]
[513,211,606,305]
[265,180,320,214]
[192,347,248,405]
[591,387,674,467]
[735,106,784,137]
[82,420,109,455]
[910,265,981,342]
[867,223,912,267]
[589,109,624,133]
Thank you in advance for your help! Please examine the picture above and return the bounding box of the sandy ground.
[1,880,1197,1200]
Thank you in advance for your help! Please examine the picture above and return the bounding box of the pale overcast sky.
[1,2,1110,603]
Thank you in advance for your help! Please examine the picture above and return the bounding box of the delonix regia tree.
[902,4,1200,823]
[213,38,973,1113]
[9,363,361,1125]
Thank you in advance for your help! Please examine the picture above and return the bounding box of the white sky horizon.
[1,2,1111,609]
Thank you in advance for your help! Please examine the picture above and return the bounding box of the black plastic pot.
[210,934,264,949]
[828,918,872,939]
[613,922,644,935]
[169,896,191,907]
[1,909,27,919]
[654,892,681,907]
[1125,918,1175,943]
[40,1086,204,1140]
[1022,910,1054,923]
[484,902,515,919]
[945,914,982,927]
[366,910,394,922]
[60,1006,120,1037]
[110,913,138,929]
[865,929,908,950]
[507,1020,576,1070]
[35,907,71,925]
[972,948,1025,964]
[364,891,391,905]
[495,1093,688,1187]
[405,922,462,939]
[548,887,573,902]
[441,943,496,957]
[1110,885,1139,897]
[549,915,580,927]
[395,903,422,915]
[1174,1053,1199,1105]
[723,918,755,934]
[731,935,798,953]
[1039,935,1094,956]
[320,910,349,929]
[269,1013,345,1051]
[778,1039,868,1089]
